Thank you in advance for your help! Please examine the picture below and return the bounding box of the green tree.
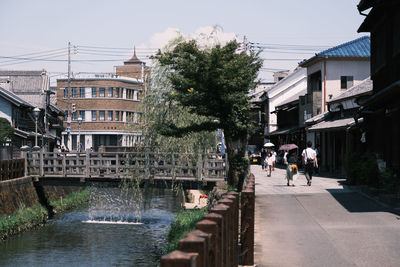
[153,40,262,189]
[0,118,14,143]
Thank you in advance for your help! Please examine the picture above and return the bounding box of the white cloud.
[149,27,183,48]
[146,26,237,50]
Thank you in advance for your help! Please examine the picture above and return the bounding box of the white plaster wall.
[0,98,12,123]
[267,67,307,133]
[325,60,370,100]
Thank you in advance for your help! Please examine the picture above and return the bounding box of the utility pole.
[66,41,72,150]
[67,41,71,122]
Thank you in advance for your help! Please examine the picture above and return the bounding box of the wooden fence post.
[115,153,119,178]
[160,250,198,267]
[172,153,176,180]
[145,149,150,180]
[179,232,208,267]
[240,178,255,265]
[203,213,224,267]
[196,219,218,267]
[197,153,203,180]
[62,153,66,177]
[39,149,44,177]
[210,203,230,267]
[20,150,28,177]
[227,192,239,267]
[218,197,234,267]
[85,149,90,178]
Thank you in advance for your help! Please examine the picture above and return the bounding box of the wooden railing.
[0,158,25,181]
[26,150,228,181]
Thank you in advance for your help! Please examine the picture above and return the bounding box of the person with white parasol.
[264,142,275,175]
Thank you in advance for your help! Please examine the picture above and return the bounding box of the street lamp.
[77,117,82,152]
[33,107,41,149]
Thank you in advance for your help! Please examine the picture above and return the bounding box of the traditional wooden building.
[307,78,373,176]
[357,0,400,174]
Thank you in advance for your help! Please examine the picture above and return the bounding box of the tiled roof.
[275,89,307,108]
[308,117,355,131]
[328,77,373,103]
[317,36,370,57]
[0,87,34,108]
[299,36,370,66]
[0,70,46,93]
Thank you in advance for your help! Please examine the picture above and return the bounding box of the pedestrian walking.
[260,147,267,170]
[271,150,276,171]
[315,144,320,174]
[301,141,318,186]
[265,152,273,177]
[286,150,298,186]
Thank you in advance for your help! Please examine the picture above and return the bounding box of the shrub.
[345,152,378,187]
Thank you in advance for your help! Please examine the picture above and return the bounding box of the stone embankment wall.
[0,176,80,215]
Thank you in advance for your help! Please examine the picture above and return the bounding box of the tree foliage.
[133,37,216,154]
[0,118,13,143]
[153,40,262,139]
[151,39,262,188]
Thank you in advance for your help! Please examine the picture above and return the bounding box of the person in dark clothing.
[301,141,318,186]
[260,147,267,169]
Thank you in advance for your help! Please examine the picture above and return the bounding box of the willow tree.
[0,118,13,143]
[153,40,262,190]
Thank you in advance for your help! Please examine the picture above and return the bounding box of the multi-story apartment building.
[56,52,145,151]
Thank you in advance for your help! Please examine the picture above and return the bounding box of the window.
[65,110,69,120]
[80,87,85,98]
[99,110,105,121]
[108,111,113,121]
[133,90,138,100]
[72,87,78,98]
[64,88,69,98]
[108,88,113,97]
[341,76,354,89]
[92,87,97,98]
[99,88,105,97]
[72,111,78,121]
[309,71,322,92]
[92,111,97,121]
[79,110,85,121]
[115,88,119,98]
[115,111,120,121]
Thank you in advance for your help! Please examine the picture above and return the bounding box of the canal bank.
[0,176,88,240]
[0,187,182,266]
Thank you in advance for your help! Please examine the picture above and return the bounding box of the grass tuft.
[162,208,206,254]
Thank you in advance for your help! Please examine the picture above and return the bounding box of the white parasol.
[264,142,275,147]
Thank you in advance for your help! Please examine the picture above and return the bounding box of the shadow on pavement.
[327,189,400,215]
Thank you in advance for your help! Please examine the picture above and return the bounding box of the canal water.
[0,186,182,266]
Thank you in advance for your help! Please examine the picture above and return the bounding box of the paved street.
[252,165,400,267]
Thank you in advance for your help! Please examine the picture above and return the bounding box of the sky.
[0,0,367,83]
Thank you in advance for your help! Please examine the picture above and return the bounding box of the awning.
[13,128,30,138]
[305,111,329,124]
[307,117,356,132]
[267,126,299,136]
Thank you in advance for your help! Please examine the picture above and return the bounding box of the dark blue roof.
[299,36,370,66]
[317,36,370,57]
